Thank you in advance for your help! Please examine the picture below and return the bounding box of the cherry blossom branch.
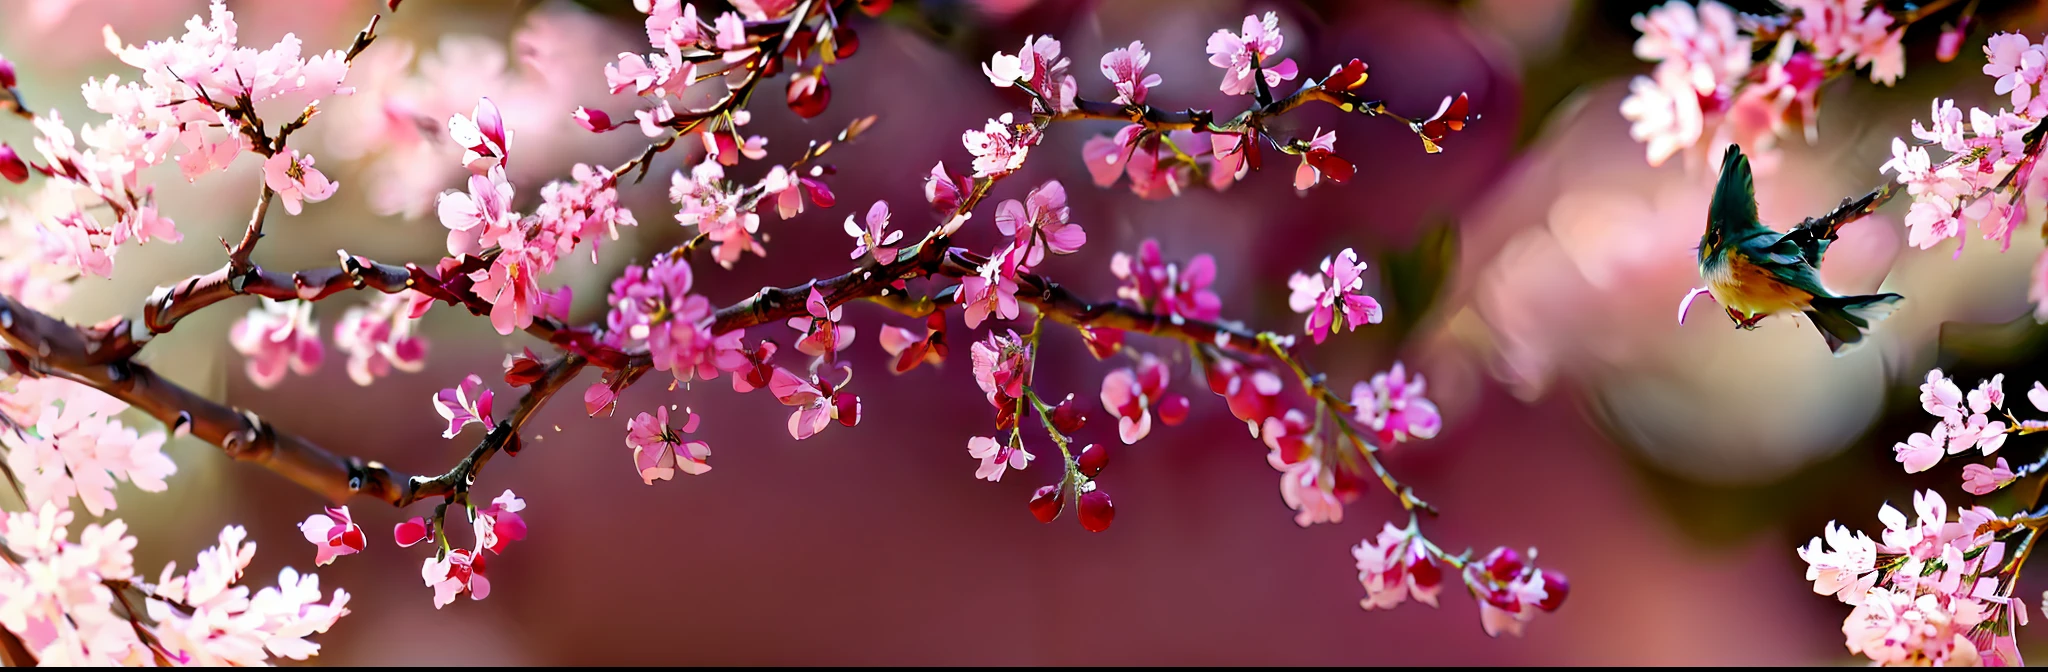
[1055,83,1404,135]
[0,292,427,506]
[402,354,587,506]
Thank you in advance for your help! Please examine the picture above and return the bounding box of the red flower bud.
[1028,484,1064,523]
[0,55,15,90]
[858,0,892,17]
[1156,394,1190,426]
[835,392,862,427]
[573,106,614,133]
[1080,326,1124,360]
[1481,547,1523,583]
[1305,148,1354,183]
[0,143,25,185]
[1536,570,1568,612]
[787,68,830,119]
[1051,395,1086,434]
[833,27,859,60]
[1077,443,1107,478]
[1078,489,1114,532]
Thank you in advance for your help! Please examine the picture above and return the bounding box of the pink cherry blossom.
[959,250,1022,329]
[1081,124,1144,188]
[983,35,1074,113]
[472,489,527,555]
[1351,362,1441,446]
[765,164,836,220]
[297,507,365,567]
[1099,41,1161,106]
[1206,12,1298,96]
[1293,128,1346,190]
[964,113,1034,177]
[394,517,430,547]
[789,288,857,357]
[1353,522,1443,610]
[438,167,518,256]
[1784,0,1906,84]
[1894,425,1948,474]
[604,257,740,381]
[1111,239,1222,322]
[1962,458,2016,495]
[994,180,1084,268]
[1100,354,1188,444]
[1799,521,1881,604]
[469,245,549,336]
[423,548,489,608]
[1469,551,1557,638]
[145,523,352,664]
[261,149,337,216]
[670,161,765,268]
[626,406,713,483]
[332,292,430,387]
[1268,447,1343,527]
[433,374,496,439]
[0,378,176,517]
[925,161,970,214]
[536,163,638,264]
[768,366,859,440]
[1287,248,1384,344]
[972,329,1033,415]
[844,200,904,264]
[967,436,1034,482]
[448,97,510,174]
[229,299,323,390]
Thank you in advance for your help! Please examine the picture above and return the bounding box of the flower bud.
[0,143,26,184]
[1077,443,1107,478]
[0,55,15,90]
[1481,547,1523,583]
[834,392,862,427]
[1028,484,1063,523]
[1078,489,1114,532]
[787,68,830,119]
[1325,58,1368,92]
[833,27,859,60]
[857,0,892,17]
[1051,395,1087,434]
[1157,394,1190,426]
[1535,570,1568,612]
[573,106,614,133]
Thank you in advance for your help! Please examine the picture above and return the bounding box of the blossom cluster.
[1353,522,1568,638]
[1621,0,1909,169]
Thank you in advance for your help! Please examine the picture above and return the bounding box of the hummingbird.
[1683,145,1902,355]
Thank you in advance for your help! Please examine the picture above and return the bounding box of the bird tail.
[1804,293,1904,355]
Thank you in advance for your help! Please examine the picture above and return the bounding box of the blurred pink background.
[7,0,2048,664]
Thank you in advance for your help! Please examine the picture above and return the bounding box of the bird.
[1685,144,1902,355]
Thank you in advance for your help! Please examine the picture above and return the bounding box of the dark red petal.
[1305,149,1354,183]
[786,69,831,119]
[1028,484,1064,523]
[1536,570,1568,612]
[0,144,26,185]
[1080,327,1124,360]
[0,57,13,90]
[1050,397,1086,435]
[858,0,891,17]
[1077,443,1108,478]
[1078,490,1115,532]
[1481,547,1523,583]
[504,350,547,387]
[340,526,367,551]
[835,393,862,426]
[800,177,836,208]
[1325,58,1368,92]
[1407,555,1442,589]
[393,518,429,547]
[833,27,859,60]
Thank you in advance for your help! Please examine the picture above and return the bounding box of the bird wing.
[1709,145,1761,237]
[1747,233,1837,299]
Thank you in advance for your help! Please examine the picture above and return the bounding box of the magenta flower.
[448,97,510,174]
[924,161,970,214]
[228,299,323,390]
[433,374,496,439]
[472,489,527,555]
[1467,548,1562,637]
[605,257,736,381]
[768,366,859,440]
[1353,522,1444,610]
[959,252,1022,329]
[1206,12,1299,96]
[298,506,365,567]
[1351,362,1441,446]
[994,180,1084,268]
[788,288,856,357]
[1100,41,1162,106]
[1111,239,1222,322]
[261,148,338,216]
[1081,124,1144,188]
[0,142,27,184]
[1287,248,1383,344]
[573,106,619,133]
[843,200,904,264]
[1962,458,2016,495]
[394,517,431,548]
[880,313,949,374]
[967,436,1034,482]
[537,163,638,264]
[423,548,489,608]
[971,329,1032,416]
[626,406,712,484]
[1100,354,1188,445]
